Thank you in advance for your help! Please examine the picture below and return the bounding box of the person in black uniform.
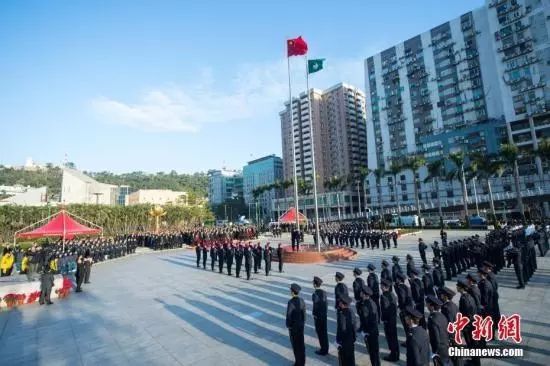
[217,245,225,273]
[432,241,442,260]
[210,244,217,271]
[357,284,380,366]
[457,279,479,366]
[255,243,263,272]
[408,268,425,328]
[465,273,482,315]
[391,256,403,283]
[404,306,431,366]
[277,243,284,273]
[83,251,93,284]
[195,245,201,268]
[418,238,428,265]
[226,244,234,276]
[381,259,392,292]
[264,243,272,276]
[367,263,381,322]
[335,272,349,310]
[421,264,436,297]
[406,254,416,278]
[286,283,306,366]
[477,267,494,319]
[202,244,208,269]
[426,295,450,365]
[482,261,501,326]
[312,276,329,356]
[380,278,399,362]
[75,254,85,292]
[39,265,55,305]
[395,272,413,344]
[392,231,398,248]
[336,293,356,366]
[352,267,365,303]
[432,258,445,291]
[244,244,252,280]
[438,287,462,366]
[235,243,243,278]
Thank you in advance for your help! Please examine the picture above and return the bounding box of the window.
[402,194,408,201]
[447,190,454,198]
[431,192,438,199]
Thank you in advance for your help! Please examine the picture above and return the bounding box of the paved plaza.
[0,230,548,366]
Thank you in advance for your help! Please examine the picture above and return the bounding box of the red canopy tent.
[278,207,308,224]
[15,210,102,250]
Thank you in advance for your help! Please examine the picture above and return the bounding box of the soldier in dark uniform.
[406,254,416,278]
[482,261,501,326]
[421,264,436,297]
[202,244,208,269]
[457,279,479,366]
[391,256,403,283]
[352,267,365,303]
[381,259,392,292]
[264,243,272,276]
[83,252,93,284]
[244,244,252,280]
[426,295,450,365]
[75,255,85,292]
[442,243,452,280]
[357,285,380,366]
[210,244,217,271]
[226,244,234,276]
[336,293,356,366]
[334,272,349,311]
[432,258,445,291]
[404,306,431,366]
[39,265,55,305]
[432,241,442,260]
[286,283,306,366]
[195,245,201,268]
[477,267,494,319]
[312,276,329,356]
[367,263,380,322]
[277,243,284,273]
[438,287,458,325]
[392,231,398,248]
[465,273,482,315]
[255,243,263,271]
[235,244,243,278]
[395,272,413,341]
[408,268,425,328]
[217,245,225,273]
[380,279,399,362]
[418,238,428,265]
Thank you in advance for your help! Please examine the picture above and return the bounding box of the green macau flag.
[308,59,325,74]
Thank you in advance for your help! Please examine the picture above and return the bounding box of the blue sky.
[0,0,483,173]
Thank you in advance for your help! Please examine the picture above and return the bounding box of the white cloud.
[91,56,367,133]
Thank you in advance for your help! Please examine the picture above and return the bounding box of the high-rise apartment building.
[277,83,368,219]
[280,83,368,191]
[364,0,549,217]
[243,155,283,222]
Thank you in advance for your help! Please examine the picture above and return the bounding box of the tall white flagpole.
[287,49,300,230]
[305,56,321,252]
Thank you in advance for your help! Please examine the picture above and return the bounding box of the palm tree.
[358,166,371,214]
[424,159,445,228]
[470,153,506,225]
[448,151,469,225]
[538,138,550,169]
[388,160,403,225]
[404,155,426,227]
[500,143,526,222]
[371,168,386,229]
[324,175,343,220]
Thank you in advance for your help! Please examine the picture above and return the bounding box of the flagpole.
[287,53,300,231]
[305,56,321,252]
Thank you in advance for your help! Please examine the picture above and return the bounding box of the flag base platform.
[0,274,73,310]
[278,245,357,264]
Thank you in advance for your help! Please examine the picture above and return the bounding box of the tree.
[425,159,445,228]
[371,168,386,229]
[448,151,469,225]
[500,143,526,222]
[388,160,403,225]
[324,176,343,220]
[358,166,371,213]
[538,138,550,167]
[297,178,312,196]
[470,153,505,225]
[404,155,426,226]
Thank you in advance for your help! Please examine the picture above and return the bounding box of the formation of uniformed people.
[320,222,399,250]
[194,240,283,280]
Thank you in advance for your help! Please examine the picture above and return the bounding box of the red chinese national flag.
[287,36,308,57]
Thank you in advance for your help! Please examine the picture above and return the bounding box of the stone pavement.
[0,230,548,365]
